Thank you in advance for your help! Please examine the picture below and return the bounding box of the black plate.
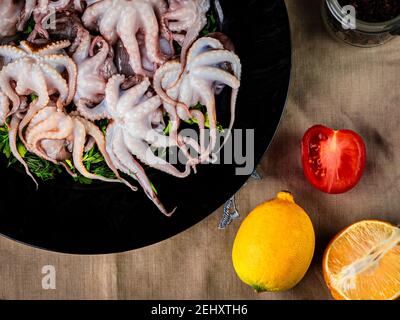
[0,0,291,254]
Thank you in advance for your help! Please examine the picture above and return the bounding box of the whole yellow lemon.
[232,191,315,292]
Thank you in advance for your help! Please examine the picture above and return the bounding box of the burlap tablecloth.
[1,0,399,300]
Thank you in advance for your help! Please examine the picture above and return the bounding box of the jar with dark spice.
[322,0,400,47]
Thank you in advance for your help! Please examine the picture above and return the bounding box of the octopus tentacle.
[150,0,168,17]
[9,114,38,187]
[140,4,165,65]
[105,124,138,191]
[185,37,224,65]
[191,78,218,150]
[124,133,190,179]
[191,50,242,76]
[229,87,240,132]
[84,136,96,152]
[37,0,50,13]
[105,74,124,112]
[193,67,241,89]
[78,117,133,187]
[25,103,55,129]
[127,95,162,123]
[179,19,203,65]
[176,77,194,119]
[98,8,119,44]
[17,0,36,31]
[119,78,151,112]
[26,111,73,163]
[157,65,182,141]
[189,109,213,163]
[0,45,26,62]
[71,119,120,183]
[76,98,111,121]
[153,61,192,118]
[81,0,109,30]
[88,37,110,70]
[0,61,23,112]
[109,125,173,216]
[33,40,71,55]
[117,19,143,75]
[153,60,180,104]
[39,62,69,102]
[105,123,127,172]
[17,66,50,144]
[163,8,189,26]
[44,55,77,104]
[0,0,23,37]
[72,29,91,64]
[0,92,9,125]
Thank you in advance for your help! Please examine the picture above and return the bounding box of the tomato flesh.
[301,125,366,194]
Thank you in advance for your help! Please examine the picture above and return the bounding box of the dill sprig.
[65,145,117,185]
[25,156,62,181]
[0,125,11,159]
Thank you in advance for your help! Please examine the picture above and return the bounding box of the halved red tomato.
[301,125,366,194]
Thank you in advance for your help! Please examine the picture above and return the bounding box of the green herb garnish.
[0,125,11,159]
[163,120,173,135]
[150,181,158,195]
[96,119,110,135]
[25,155,62,181]
[66,145,117,184]
[201,11,218,36]
[28,94,38,103]
[23,17,35,36]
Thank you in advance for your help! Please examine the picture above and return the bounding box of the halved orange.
[323,220,400,300]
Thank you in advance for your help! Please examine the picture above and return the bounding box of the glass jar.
[322,0,400,47]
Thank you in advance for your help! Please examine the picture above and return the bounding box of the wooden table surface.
[1,0,399,300]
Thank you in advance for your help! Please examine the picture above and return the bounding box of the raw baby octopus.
[163,0,210,62]
[154,37,241,161]
[73,28,117,105]
[82,0,168,76]
[0,40,77,120]
[0,40,77,181]
[77,75,194,215]
[0,0,23,39]
[26,105,131,185]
